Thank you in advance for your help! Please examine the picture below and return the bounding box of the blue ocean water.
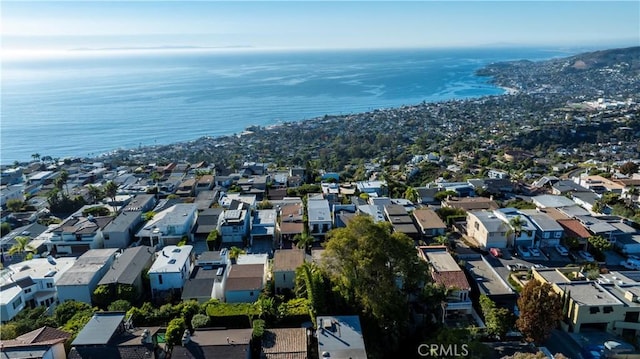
[1,47,577,163]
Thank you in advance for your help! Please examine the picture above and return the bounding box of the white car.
[555,245,569,256]
[579,250,595,262]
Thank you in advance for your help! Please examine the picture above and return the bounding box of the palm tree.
[56,170,70,195]
[294,233,314,254]
[8,236,34,260]
[507,215,531,247]
[104,181,119,214]
[403,186,419,204]
[228,246,246,264]
[87,185,104,204]
[31,153,40,162]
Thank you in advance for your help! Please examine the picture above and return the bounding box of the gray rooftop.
[57,249,118,286]
[556,282,623,306]
[532,194,577,209]
[520,210,564,232]
[72,312,126,346]
[103,210,142,233]
[316,315,367,359]
[307,198,331,222]
[466,258,514,296]
[98,246,155,286]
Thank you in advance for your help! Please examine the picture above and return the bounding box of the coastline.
[0,46,591,165]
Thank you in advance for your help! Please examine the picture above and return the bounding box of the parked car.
[508,263,528,271]
[532,264,547,269]
[489,247,503,258]
[517,245,531,257]
[579,250,595,262]
[528,247,541,257]
[555,245,569,256]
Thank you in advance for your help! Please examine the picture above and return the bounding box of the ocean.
[1,47,582,164]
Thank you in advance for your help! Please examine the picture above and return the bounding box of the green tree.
[322,215,427,350]
[507,215,530,241]
[403,186,419,203]
[228,246,246,264]
[87,185,104,204]
[191,313,209,329]
[58,170,70,195]
[92,284,112,308]
[104,181,119,213]
[6,199,24,213]
[479,294,515,338]
[8,236,34,259]
[294,233,314,254]
[206,229,220,251]
[108,299,132,312]
[165,317,187,347]
[435,190,457,202]
[1,222,11,237]
[31,153,40,162]
[620,161,639,176]
[516,279,562,344]
[54,300,93,326]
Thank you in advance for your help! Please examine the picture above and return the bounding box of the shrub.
[252,319,265,339]
[108,299,132,312]
[191,314,210,329]
[165,318,186,347]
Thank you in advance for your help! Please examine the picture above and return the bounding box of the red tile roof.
[557,219,591,239]
[432,271,471,291]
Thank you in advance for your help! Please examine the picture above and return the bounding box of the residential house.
[316,315,367,359]
[557,219,591,250]
[47,215,114,255]
[571,191,602,214]
[412,208,447,239]
[251,209,277,246]
[96,246,155,301]
[575,215,617,242]
[121,194,156,213]
[493,208,536,248]
[415,187,439,205]
[574,174,625,194]
[194,189,219,211]
[181,250,229,303]
[0,223,49,263]
[219,202,251,246]
[224,263,266,303]
[533,269,640,338]
[333,204,357,228]
[464,257,517,311]
[0,326,71,359]
[307,195,332,238]
[419,246,472,320]
[171,328,252,359]
[384,204,419,240]
[466,211,510,249]
[175,178,196,197]
[278,201,304,243]
[195,207,224,241]
[261,328,308,359]
[520,209,564,247]
[488,169,509,179]
[102,211,143,249]
[136,203,198,247]
[70,312,166,359]
[148,245,194,299]
[273,249,305,294]
[441,196,499,212]
[195,175,214,195]
[531,194,578,209]
[355,180,387,197]
[56,248,119,304]
[551,180,590,195]
[0,257,75,321]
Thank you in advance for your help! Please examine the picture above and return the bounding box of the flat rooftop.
[317,315,367,359]
[425,251,460,272]
[535,268,572,285]
[556,281,623,306]
[465,258,514,296]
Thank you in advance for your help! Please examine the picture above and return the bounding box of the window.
[158,275,163,285]
[474,222,480,230]
[46,283,53,288]
[249,291,254,296]
[589,307,600,314]
[603,306,614,314]
[554,231,562,238]
[24,288,31,294]
[104,234,110,240]
[12,297,23,309]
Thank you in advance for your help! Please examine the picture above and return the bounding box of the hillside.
[477,46,640,97]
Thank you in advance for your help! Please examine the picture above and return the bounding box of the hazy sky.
[2,1,639,52]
